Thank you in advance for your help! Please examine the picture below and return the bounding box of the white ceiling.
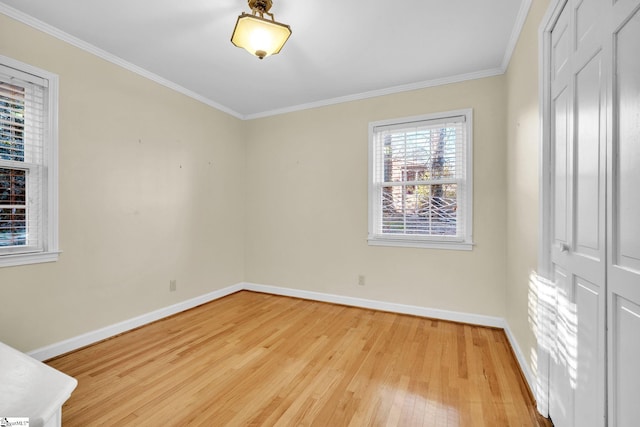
[0,0,529,119]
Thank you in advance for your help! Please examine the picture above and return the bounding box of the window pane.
[0,168,26,205]
[0,207,27,246]
[382,127,459,184]
[0,82,26,162]
[0,168,26,247]
[381,184,457,236]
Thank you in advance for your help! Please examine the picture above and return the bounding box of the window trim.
[0,54,59,267]
[367,109,474,250]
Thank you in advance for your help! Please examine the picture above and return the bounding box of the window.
[368,109,473,250]
[0,55,59,267]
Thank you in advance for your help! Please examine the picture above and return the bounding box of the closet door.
[548,0,607,426]
[608,1,640,425]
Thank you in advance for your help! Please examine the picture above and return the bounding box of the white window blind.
[0,56,59,266]
[368,109,473,250]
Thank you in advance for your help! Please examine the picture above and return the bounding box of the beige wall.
[0,14,246,352]
[505,0,550,376]
[245,77,508,316]
[1,2,548,372]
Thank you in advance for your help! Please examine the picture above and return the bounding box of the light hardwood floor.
[47,291,551,426]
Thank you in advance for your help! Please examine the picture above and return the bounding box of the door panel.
[574,278,602,427]
[609,3,640,426]
[615,6,640,272]
[553,8,570,81]
[574,53,602,258]
[611,297,640,427]
[554,87,570,244]
[550,266,574,427]
[575,0,600,50]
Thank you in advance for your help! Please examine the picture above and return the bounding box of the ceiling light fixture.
[231,0,292,60]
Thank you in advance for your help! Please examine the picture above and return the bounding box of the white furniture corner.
[0,342,77,427]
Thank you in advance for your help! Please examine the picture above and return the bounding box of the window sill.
[0,251,61,268]
[368,237,474,251]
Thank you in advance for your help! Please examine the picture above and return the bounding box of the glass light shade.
[231,13,292,59]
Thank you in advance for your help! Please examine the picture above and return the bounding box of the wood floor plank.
[47,291,551,426]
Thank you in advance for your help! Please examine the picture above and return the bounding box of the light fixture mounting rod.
[248,0,275,20]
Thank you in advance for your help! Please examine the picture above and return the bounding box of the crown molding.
[501,0,533,71]
[243,67,505,120]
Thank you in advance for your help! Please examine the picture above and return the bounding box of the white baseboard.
[242,282,506,328]
[503,322,537,399]
[28,280,538,408]
[27,283,243,361]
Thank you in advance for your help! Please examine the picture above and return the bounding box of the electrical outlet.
[358,275,365,286]
[169,280,177,292]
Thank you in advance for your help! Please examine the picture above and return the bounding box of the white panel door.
[548,1,607,426]
[608,1,640,425]
[549,6,573,426]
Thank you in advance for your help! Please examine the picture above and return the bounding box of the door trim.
[537,0,569,417]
